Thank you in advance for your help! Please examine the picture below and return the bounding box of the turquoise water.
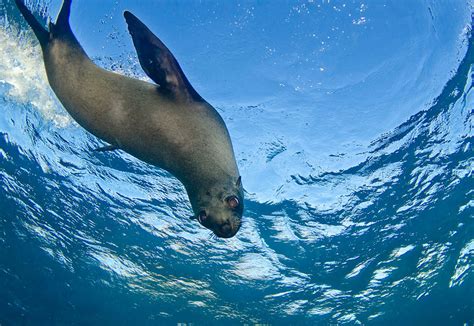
[0,0,473,324]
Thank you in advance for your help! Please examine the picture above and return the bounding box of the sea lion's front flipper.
[123,11,202,102]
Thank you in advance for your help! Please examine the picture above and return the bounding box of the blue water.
[0,0,473,324]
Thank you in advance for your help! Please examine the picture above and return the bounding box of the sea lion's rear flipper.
[49,0,73,36]
[15,0,50,47]
[16,0,76,46]
[123,11,203,102]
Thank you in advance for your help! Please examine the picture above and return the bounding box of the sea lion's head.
[191,176,243,238]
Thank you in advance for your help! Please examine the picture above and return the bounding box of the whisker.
[208,231,219,241]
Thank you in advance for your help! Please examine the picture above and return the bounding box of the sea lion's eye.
[227,196,239,209]
[198,210,207,223]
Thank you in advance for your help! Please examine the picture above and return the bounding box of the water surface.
[0,0,473,324]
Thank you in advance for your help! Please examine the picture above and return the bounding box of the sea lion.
[15,0,243,238]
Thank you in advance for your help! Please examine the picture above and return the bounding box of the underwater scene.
[0,0,473,324]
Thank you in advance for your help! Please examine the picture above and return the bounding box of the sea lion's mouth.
[213,220,241,238]
[213,231,236,239]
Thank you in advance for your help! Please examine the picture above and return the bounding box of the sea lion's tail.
[15,0,73,47]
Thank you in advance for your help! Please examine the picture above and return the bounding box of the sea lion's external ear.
[236,176,242,187]
[123,11,202,102]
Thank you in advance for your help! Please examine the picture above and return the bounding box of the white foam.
[0,26,71,127]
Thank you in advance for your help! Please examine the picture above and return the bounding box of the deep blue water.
[0,0,473,324]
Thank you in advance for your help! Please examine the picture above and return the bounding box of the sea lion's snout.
[194,209,241,238]
[213,219,241,238]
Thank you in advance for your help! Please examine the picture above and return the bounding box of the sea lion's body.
[16,0,243,237]
[45,39,237,198]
